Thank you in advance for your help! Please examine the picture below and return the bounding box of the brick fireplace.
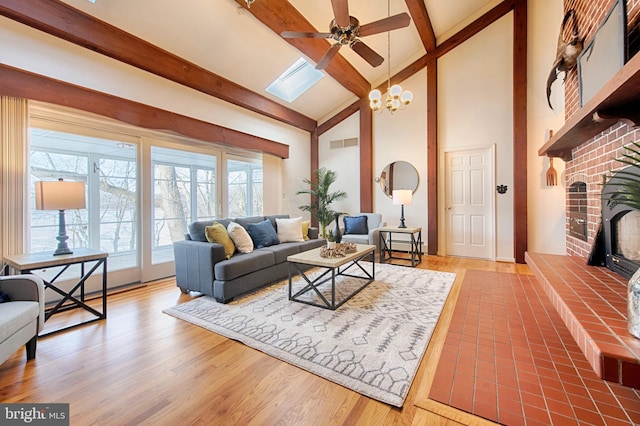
[565,122,638,259]
[564,0,640,260]
[527,0,640,390]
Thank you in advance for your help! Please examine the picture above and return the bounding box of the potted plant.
[297,167,347,239]
[326,230,336,249]
[602,140,640,339]
[602,141,640,209]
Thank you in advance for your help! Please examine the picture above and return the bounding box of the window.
[25,104,266,283]
[265,58,324,103]
[227,158,262,217]
[29,128,137,271]
[151,146,217,264]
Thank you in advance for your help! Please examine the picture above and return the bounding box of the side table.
[3,248,108,336]
[378,226,423,267]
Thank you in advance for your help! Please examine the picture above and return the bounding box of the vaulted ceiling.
[45,0,498,122]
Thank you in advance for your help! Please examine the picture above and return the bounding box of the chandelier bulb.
[368,89,382,101]
[389,84,402,98]
[401,91,413,105]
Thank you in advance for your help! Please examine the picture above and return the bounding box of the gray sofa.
[0,274,45,365]
[174,215,325,303]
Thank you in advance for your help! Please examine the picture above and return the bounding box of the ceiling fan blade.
[281,31,333,39]
[331,0,350,27]
[316,44,342,70]
[350,40,384,67]
[358,12,411,37]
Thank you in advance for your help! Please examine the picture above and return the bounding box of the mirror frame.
[379,161,419,198]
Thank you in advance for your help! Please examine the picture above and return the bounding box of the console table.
[3,248,108,336]
[378,226,423,267]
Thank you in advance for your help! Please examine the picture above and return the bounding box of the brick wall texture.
[562,0,640,259]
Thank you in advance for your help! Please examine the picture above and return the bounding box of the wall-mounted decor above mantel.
[538,51,640,161]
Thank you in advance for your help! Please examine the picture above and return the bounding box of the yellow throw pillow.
[205,222,235,259]
[301,220,310,241]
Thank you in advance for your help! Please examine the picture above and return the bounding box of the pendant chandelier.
[368,0,413,113]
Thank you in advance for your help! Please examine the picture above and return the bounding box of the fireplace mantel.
[539,52,640,161]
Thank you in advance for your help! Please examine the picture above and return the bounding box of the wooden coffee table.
[287,244,375,310]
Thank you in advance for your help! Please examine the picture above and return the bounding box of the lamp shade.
[35,180,86,211]
[392,189,412,206]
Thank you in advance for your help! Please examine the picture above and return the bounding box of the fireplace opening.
[602,166,640,279]
[569,182,588,241]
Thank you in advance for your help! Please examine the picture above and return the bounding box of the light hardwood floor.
[0,257,531,425]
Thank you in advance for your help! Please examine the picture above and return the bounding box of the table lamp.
[392,189,412,228]
[35,178,86,256]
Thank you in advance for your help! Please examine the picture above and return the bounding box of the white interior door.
[444,147,495,259]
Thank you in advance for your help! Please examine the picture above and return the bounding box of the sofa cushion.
[276,217,304,243]
[344,215,368,235]
[261,243,302,264]
[266,214,290,230]
[301,220,310,241]
[205,223,235,259]
[296,238,327,252]
[341,234,369,245]
[234,216,265,230]
[227,222,253,253]
[188,220,217,242]
[214,250,275,281]
[0,301,39,343]
[247,220,280,249]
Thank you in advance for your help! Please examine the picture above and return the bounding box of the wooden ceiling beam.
[235,0,371,99]
[0,64,290,159]
[322,0,516,133]
[432,0,516,58]
[0,0,316,133]
[404,0,436,51]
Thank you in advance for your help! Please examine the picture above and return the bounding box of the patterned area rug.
[164,263,455,407]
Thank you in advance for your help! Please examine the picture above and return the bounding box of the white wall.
[318,112,361,217]
[527,0,567,255]
[372,70,428,237]
[319,70,428,242]
[0,16,312,220]
[438,14,515,261]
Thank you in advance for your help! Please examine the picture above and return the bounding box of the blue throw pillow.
[246,219,280,249]
[343,215,368,235]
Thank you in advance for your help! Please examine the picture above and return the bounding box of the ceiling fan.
[281,0,411,70]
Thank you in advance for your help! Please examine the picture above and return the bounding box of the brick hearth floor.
[429,269,640,425]
[526,253,640,388]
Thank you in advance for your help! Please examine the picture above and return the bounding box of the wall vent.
[329,138,359,149]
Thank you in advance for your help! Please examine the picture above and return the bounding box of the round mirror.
[379,161,419,198]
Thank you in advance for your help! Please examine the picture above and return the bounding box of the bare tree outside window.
[29,129,137,271]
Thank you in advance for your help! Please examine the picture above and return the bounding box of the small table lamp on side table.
[35,178,86,256]
[392,189,412,228]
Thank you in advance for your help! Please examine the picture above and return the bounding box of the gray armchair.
[340,213,385,251]
[0,274,45,365]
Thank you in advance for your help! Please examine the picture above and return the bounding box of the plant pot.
[629,267,640,339]
[327,241,336,249]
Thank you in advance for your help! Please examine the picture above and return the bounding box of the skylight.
[266,58,324,103]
